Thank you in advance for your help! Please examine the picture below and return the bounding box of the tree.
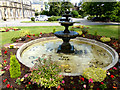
[110,2,120,22]
[82,2,116,17]
[71,10,79,17]
[48,2,61,16]
[48,1,73,16]
[35,11,39,16]
[60,1,74,15]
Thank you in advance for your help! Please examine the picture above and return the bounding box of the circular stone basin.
[17,37,118,76]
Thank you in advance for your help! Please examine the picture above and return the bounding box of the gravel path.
[0,18,119,27]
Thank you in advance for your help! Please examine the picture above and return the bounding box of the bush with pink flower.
[25,56,64,88]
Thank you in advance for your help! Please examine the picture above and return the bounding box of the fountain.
[54,10,79,53]
[16,10,118,76]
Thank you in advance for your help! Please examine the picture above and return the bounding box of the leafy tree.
[71,10,79,17]
[9,55,21,78]
[60,1,74,15]
[82,2,116,17]
[48,2,61,16]
[48,1,73,16]
[110,2,120,22]
[35,11,39,16]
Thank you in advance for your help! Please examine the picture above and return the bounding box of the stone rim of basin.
[16,37,118,76]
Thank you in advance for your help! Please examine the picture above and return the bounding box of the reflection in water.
[21,39,112,75]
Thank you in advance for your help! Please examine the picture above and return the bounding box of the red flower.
[3,79,7,83]
[10,85,13,88]
[4,60,6,63]
[113,86,117,89]
[113,67,117,70]
[57,85,61,89]
[4,51,7,54]
[97,88,100,90]
[25,85,27,87]
[80,77,84,81]
[111,75,114,78]
[28,82,31,85]
[40,32,42,34]
[27,35,31,38]
[33,34,35,36]
[72,27,74,28]
[6,84,10,88]
[101,82,104,84]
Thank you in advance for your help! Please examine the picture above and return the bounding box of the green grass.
[87,25,119,39]
[1,26,64,46]
[1,25,119,46]
[21,21,59,23]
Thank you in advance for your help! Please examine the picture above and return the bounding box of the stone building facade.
[0,0,35,21]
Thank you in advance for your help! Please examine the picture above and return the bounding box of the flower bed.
[1,30,120,89]
[0,28,21,32]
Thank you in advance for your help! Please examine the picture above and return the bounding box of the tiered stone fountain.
[17,10,118,76]
[54,10,79,53]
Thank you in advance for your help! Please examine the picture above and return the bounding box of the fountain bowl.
[54,31,79,39]
[16,37,118,76]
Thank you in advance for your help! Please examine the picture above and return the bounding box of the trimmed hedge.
[9,55,21,78]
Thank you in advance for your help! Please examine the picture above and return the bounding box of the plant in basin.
[26,56,64,89]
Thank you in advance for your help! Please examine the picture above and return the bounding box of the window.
[10,8,13,17]
[4,8,8,18]
[16,10,18,17]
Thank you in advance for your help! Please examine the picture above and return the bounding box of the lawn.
[1,25,119,46]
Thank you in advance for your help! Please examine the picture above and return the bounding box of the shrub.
[40,10,49,16]
[27,56,64,88]
[71,10,79,18]
[9,45,14,49]
[87,16,95,20]
[9,55,21,78]
[11,37,20,42]
[76,31,83,35]
[20,30,30,37]
[78,15,82,18]
[100,37,111,42]
[94,31,98,36]
[31,17,35,22]
[53,28,56,33]
[83,67,106,82]
[48,16,56,21]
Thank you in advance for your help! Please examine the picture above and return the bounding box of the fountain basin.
[17,37,118,76]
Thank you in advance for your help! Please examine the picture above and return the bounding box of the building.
[31,0,45,12]
[0,0,35,21]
